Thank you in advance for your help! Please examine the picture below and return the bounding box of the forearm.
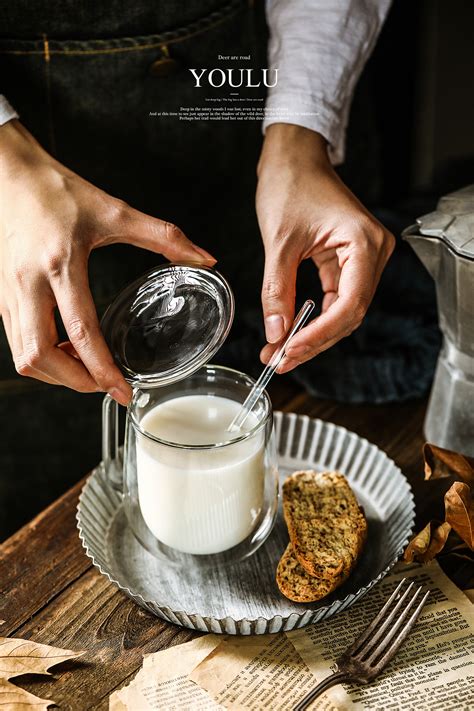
[264,0,392,164]
[0,95,19,127]
[0,119,39,168]
[257,124,330,178]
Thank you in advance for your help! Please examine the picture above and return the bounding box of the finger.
[1,306,21,357]
[57,341,80,360]
[2,303,62,385]
[271,307,367,373]
[261,246,299,344]
[313,255,340,314]
[277,356,302,374]
[118,208,217,265]
[286,249,378,359]
[17,291,100,391]
[313,250,341,294]
[261,325,344,374]
[284,301,359,361]
[279,329,349,373]
[259,340,306,374]
[52,267,132,405]
[322,291,338,312]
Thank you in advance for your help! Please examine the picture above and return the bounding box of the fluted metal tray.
[77,412,415,634]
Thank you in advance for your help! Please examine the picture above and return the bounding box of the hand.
[0,120,216,404]
[256,124,395,373]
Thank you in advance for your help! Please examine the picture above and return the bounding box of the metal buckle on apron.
[149,44,180,77]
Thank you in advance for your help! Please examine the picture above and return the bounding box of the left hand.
[256,123,395,373]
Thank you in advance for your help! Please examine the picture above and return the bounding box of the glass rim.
[128,364,272,450]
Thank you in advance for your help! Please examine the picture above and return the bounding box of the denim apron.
[0,0,439,538]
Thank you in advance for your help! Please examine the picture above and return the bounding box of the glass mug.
[102,365,279,568]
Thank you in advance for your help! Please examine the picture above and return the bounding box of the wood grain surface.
[0,381,471,710]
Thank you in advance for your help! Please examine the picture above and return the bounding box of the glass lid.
[101,263,234,387]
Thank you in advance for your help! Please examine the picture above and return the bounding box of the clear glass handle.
[102,394,123,492]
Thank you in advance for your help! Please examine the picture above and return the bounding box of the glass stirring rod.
[228,299,315,432]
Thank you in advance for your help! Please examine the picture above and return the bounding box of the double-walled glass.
[102,365,279,568]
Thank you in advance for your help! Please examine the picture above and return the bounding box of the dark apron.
[0,0,439,538]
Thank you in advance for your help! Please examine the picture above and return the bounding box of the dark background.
[1,0,473,541]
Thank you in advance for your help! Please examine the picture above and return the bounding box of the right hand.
[0,120,216,404]
[256,124,395,373]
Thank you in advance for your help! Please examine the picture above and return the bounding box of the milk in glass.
[136,395,265,554]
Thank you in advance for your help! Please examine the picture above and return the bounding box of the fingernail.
[265,315,285,343]
[277,357,300,374]
[193,246,217,265]
[109,385,132,406]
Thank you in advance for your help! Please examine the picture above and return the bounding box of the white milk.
[136,395,265,554]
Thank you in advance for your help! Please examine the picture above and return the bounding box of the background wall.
[411,0,474,193]
[343,0,474,205]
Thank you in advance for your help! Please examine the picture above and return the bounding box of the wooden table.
[1,382,471,710]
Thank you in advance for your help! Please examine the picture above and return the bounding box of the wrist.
[257,123,331,178]
[0,120,51,173]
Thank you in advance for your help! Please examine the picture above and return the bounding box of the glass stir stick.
[228,299,315,432]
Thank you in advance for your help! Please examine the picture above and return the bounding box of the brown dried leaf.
[0,637,83,710]
[445,482,474,550]
[404,520,452,563]
[0,637,83,680]
[424,443,474,486]
[0,678,52,710]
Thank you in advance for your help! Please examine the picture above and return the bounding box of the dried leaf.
[424,444,474,486]
[0,678,52,710]
[0,637,83,710]
[445,482,474,550]
[404,520,452,563]
[0,637,83,679]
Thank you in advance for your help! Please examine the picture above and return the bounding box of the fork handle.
[293,671,352,711]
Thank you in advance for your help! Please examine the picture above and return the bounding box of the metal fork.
[293,579,430,711]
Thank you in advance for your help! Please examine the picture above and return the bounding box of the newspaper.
[287,561,474,710]
[109,633,316,710]
[109,635,223,710]
[189,634,317,708]
[109,561,474,711]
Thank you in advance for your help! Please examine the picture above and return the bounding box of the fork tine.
[358,582,418,660]
[365,586,423,664]
[372,590,430,670]
[346,579,408,656]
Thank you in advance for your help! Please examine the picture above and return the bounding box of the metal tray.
[77,412,415,634]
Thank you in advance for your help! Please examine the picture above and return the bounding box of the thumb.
[261,248,298,343]
[119,208,216,265]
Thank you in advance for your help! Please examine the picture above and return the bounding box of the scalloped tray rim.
[76,411,415,631]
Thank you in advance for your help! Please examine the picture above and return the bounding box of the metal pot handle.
[102,394,123,492]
